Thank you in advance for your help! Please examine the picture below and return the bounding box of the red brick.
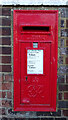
[2,100,12,107]
[66,75,68,83]
[58,75,64,83]
[64,92,68,99]
[66,20,68,27]
[2,7,11,16]
[58,101,68,108]
[0,108,6,115]
[0,91,6,98]
[2,56,11,63]
[66,57,68,64]
[0,37,11,45]
[0,27,11,36]
[2,47,11,54]
[2,92,6,98]
[59,56,64,64]
[63,110,68,116]
[0,17,11,26]
[3,17,11,26]
[5,74,12,81]
[58,93,62,100]
[59,85,68,91]
[2,82,12,90]
[0,56,11,63]
[0,47,11,55]
[7,91,12,99]
[66,40,68,46]
[1,65,11,72]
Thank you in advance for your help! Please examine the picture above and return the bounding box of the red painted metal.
[14,10,58,111]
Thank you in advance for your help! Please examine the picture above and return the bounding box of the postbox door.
[20,42,51,106]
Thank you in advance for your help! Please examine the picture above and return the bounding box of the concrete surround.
[0,0,68,5]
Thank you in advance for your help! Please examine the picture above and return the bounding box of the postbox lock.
[26,76,28,81]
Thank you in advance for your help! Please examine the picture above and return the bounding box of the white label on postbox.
[27,50,43,74]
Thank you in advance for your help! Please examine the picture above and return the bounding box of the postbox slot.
[21,26,51,34]
[23,26,50,31]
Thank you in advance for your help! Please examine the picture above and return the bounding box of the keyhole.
[26,76,28,81]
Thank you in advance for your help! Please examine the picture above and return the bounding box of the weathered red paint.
[14,10,58,111]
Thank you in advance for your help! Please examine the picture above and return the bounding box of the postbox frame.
[13,10,58,111]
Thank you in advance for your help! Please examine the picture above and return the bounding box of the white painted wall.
[0,0,68,5]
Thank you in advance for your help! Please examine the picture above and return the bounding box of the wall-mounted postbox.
[14,10,58,111]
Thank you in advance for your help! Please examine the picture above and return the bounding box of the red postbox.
[14,10,58,111]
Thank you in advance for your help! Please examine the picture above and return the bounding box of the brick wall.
[0,6,68,120]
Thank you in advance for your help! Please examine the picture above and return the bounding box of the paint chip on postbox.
[27,50,43,74]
